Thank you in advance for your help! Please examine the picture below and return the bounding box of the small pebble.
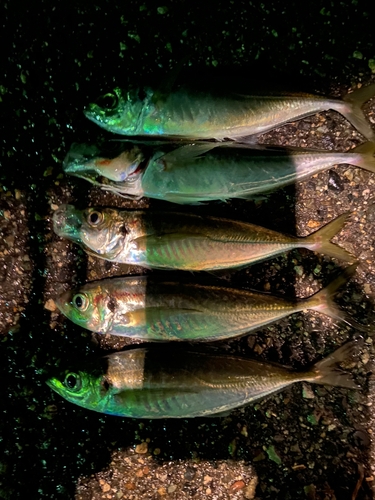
[244,477,258,499]
[302,384,315,399]
[5,235,14,247]
[307,220,321,228]
[135,442,148,454]
[343,169,354,181]
[184,467,196,481]
[230,480,245,492]
[157,487,166,496]
[44,299,57,312]
[362,352,370,364]
[168,485,177,493]
[101,483,111,493]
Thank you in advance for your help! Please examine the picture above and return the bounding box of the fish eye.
[72,293,88,311]
[64,373,82,391]
[87,210,103,226]
[96,92,118,110]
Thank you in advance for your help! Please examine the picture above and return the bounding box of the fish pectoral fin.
[160,142,220,164]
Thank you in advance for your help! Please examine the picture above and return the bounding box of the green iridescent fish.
[63,141,375,204]
[83,83,375,141]
[53,205,355,271]
[56,264,364,340]
[46,342,359,418]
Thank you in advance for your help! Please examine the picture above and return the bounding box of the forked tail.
[352,141,375,173]
[302,212,356,262]
[302,340,362,389]
[341,84,375,141]
[303,263,369,332]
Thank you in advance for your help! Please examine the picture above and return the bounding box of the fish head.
[56,282,109,333]
[84,87,148,135]
[63,142,145,183]
[63,143,145,199]
[46,362,109,413]
[53,205,134,260]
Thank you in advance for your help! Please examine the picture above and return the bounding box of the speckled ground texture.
[2,1,375,499]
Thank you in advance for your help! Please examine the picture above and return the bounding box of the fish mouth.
[63,143,101,176]
[45,375,68,398]
[55,289,74,318]
[52,204,83,243]
[46,376,86,403]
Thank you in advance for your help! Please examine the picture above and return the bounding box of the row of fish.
[47,81,374,418]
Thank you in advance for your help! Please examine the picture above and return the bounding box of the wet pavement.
[2,2,375,499]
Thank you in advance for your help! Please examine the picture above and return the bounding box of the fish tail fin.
[303,213,356,263]
[341,84,375,141]
[352,141,375,173]
[303,263,369,332]
[302,340,362,389]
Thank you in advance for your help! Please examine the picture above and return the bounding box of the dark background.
[1,1,375,499]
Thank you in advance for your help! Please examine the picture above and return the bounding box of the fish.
[55,264,365,340]
[83,83,375,141]
[46,341,360,418]
[63,141,375,204]
[53,205,355,271]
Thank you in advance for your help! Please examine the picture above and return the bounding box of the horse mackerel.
[53,205,355,271]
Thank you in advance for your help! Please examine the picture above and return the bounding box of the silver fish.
[46,342,360,418]
[63,141,375,204]
[56,265,364,340]
[53,205,355,271]
[83,84,375,141]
